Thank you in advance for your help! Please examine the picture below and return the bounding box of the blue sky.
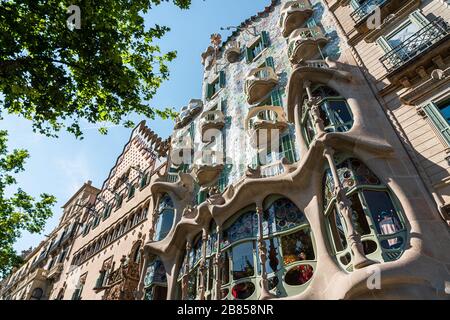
[2,0,271,254]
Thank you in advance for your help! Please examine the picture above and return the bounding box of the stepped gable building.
[1,0,450,300]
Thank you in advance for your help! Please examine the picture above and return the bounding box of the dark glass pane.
[438,101,450,124]
[231,242,255,280]
[362,190,403,235]
[155,209,174,241]
[349,193,371,236]
[265,238,281,274]
[221,252,230,285]
[340,253,352,266]
[268,276,279,291]
[328,207,347,252]
[220,288,229,299]
[281,229,315,265]
[231,282,255,300]
[284,265,314,286]
[326,100,353,132]
[187,270,197,300]
[362,240,378,255]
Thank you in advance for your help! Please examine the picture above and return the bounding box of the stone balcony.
[245,106,288,149]
[192,152,224,186]
[224,41,241,63]
[200,110,225,142]
[245,67,279,105]
[47,263,64,280]
[279,0,313,38]
[288,26,328,64]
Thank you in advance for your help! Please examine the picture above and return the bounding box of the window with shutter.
[422,101,450,147]
[261,31,270,48]
[219,71,226,88]
[265,56,275,69]
[271,89,283,107]
[281,134,298,164]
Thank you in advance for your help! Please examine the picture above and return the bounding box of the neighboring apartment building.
[1,0,449,301]
[0,181,99,300]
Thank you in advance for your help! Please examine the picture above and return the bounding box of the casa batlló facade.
[1,0,450,300]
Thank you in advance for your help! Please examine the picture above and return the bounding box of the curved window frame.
[323,157,407,272]
[301,86,354,145]
[154,194,175,242]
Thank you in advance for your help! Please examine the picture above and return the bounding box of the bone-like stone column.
[181,242,191,300]
[148,195,161,241]
[198,228,208,300]
[304,80,325,136]
[323,146,377,269]
[135,248,148,300]
[213,225,222,300]
[256,205,276,300]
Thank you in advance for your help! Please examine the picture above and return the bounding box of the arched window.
[216,198,315,300]
[301,85,354,144]
[154,194,175,241]
[323,157,406,271]
[143,257,167,300]
[30,288,43,300]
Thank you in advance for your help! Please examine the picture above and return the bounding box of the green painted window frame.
[422,101,450,147]
[244,31,270,63]
[280,134,298,164]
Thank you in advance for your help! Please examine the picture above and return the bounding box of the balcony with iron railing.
[288,27,328,64]
[199,110,225,142]
[380,18,450,82]
[279,0,313,38]
[350,0,388,23]
[245,67,279,105]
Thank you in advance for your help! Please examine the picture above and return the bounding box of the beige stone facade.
[1,0,450,300]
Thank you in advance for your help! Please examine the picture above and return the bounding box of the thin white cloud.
[54,153,91,195]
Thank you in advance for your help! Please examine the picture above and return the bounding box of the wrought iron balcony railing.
[350,0,388,23]
[380,18,450,73]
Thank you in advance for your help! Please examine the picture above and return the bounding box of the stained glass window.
[263,198,307,234]
[222,211,258,247]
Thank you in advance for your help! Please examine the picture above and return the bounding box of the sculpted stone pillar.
[181,242,191,300]
[214,225,222,300]
[135,248,149,300]
[256,204,275,300]
[323,146,376,269]
[198,228,208,300]
[148,195,161,242]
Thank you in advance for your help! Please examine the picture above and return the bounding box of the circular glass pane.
[231,282,255,300]
[284,264,314,286]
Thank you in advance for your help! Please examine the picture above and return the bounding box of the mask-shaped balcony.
[224,41,241,63]
[192,151,224,186]
[288,27,329,64]
[245,67,279,105]
[245,106,288,149]
[279,0,313,38]
[200,110,225,143]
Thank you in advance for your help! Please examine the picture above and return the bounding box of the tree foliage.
[0,130,56,278]
[0,0,191,138]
